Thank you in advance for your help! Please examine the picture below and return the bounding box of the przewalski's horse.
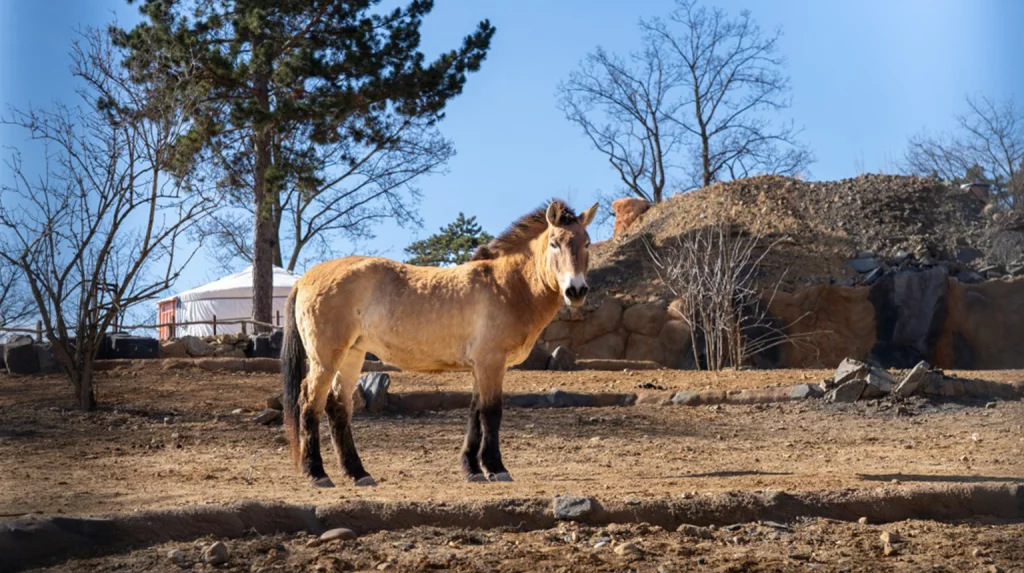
[281,200,599,487]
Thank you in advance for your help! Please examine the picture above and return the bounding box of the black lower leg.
[461,394,483,477]
[325,392,370,480]
[478,402,507,475]
[299,402,327,480]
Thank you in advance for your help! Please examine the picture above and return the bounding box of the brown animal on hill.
[281,200,599,487]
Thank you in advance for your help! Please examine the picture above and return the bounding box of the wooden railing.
[0,313,283,342]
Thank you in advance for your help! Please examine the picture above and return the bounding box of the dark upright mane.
[471,200,577,261]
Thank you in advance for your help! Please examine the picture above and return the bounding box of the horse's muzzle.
[564,284,588,307]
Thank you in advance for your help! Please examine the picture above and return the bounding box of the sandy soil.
[26,518,1024,572]
[1,367,1021,520]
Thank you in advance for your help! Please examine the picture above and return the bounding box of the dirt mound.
[589,174,1006,298]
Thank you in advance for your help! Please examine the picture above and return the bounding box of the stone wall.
[539,274,1024,370]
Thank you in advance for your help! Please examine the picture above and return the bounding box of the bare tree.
[558,41,678,204]
[0,29,213,409]
[905,94,1024,209]
[196,114,451,273]
[558,0,811,201]
[0,258,34,331]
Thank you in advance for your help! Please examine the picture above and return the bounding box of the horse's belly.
[355,332,472,372]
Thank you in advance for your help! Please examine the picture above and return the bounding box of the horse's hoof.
[466,473,488,483]
[354,476,377,487]
[312,476,335,488]
[488,471,514,482]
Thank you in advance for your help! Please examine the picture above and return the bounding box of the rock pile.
[595,174,1021,297]
[821,357,1015,403]
[158,331,283,360]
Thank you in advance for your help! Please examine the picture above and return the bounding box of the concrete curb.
[3,483,1020,573]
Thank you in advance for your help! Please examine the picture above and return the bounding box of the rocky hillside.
[588,174,1024,302]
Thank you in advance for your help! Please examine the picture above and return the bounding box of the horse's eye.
[549,242,558,249]
[585,241,591,248]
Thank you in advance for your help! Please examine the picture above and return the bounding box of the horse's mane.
[471,200,577,261]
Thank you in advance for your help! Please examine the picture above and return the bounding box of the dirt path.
[1,369,1021,518]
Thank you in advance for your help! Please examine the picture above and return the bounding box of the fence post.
[212,315,217,337]
[241,321,247,337]
[170,315,176,339]
[35,320,42,343]
[276,310,280,327]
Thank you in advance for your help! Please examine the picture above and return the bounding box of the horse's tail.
[281,287,305,466]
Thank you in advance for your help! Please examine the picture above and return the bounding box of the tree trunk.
[71,360,97,411]
[252,130,275,333]
[251,50,275,333]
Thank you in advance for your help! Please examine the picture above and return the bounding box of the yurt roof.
[161,265,301,303]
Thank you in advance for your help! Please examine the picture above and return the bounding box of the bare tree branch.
[0,28,214,409]
[558,0,812,203]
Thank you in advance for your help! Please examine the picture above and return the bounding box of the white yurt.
[157,265,301,339]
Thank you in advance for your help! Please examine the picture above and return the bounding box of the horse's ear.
[545,201,563,227]
[579,202,599,228]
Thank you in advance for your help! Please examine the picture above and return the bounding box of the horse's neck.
[497,249,562,321]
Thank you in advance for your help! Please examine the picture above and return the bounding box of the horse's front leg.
[473,360,512,482]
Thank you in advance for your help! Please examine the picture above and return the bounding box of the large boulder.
[104,334,159,360]
[246,330,283,359]
[5,335,39,375]
[611,197,651,237]
[625,333,663,364]
[574,297,623,344]
[622,301,667,337]
[658,319,691,369]
[158,339,188,358]
[180,335,216,357]
[580,331,625,359]
[511,345,551,371]
[547,346,577,371]
[543,320,572,342]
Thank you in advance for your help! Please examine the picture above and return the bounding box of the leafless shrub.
[643,223,817,370]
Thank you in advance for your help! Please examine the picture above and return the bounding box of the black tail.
[281,287,305,465]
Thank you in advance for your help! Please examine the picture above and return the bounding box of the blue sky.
[2,0,1022,294]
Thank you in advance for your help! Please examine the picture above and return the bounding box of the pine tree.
[405,213,493,266]
[113,0,494,328]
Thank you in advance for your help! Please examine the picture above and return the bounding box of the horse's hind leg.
[325,351,375,486]
[299,361,335,487]
[475,359,512,482]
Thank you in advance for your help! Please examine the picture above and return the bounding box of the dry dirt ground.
[2,366,1023,571]
[25,518,1024,573]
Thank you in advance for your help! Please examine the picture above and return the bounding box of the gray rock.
[547,389,592,407]
[511,344,551,371]
[253,409,282,425]
[677,524,714,539]
[202,541,229,565]
[553,494,594,520]
[167,549,188,568]
[894,361,930,397]
[865,369,895,394]
[671,391,699,406]
[36,344,59,374]
[846,257,880,273]
[826,379,866,403]
[359,372,391,414]
[833,358,869,386]
[547,346,577,371]
[180,335,216,357]
[790,383,823,400]
[320,527,357,542]
[266,393,283,411]
[614,541,642,556]
[863,266,885,285]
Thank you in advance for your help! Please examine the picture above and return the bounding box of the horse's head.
[544,201,599,308]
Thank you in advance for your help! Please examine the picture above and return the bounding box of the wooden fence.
[0,313,283,343]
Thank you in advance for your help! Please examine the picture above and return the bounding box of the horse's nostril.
[578,285,589,298]
[565,286,578,299]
